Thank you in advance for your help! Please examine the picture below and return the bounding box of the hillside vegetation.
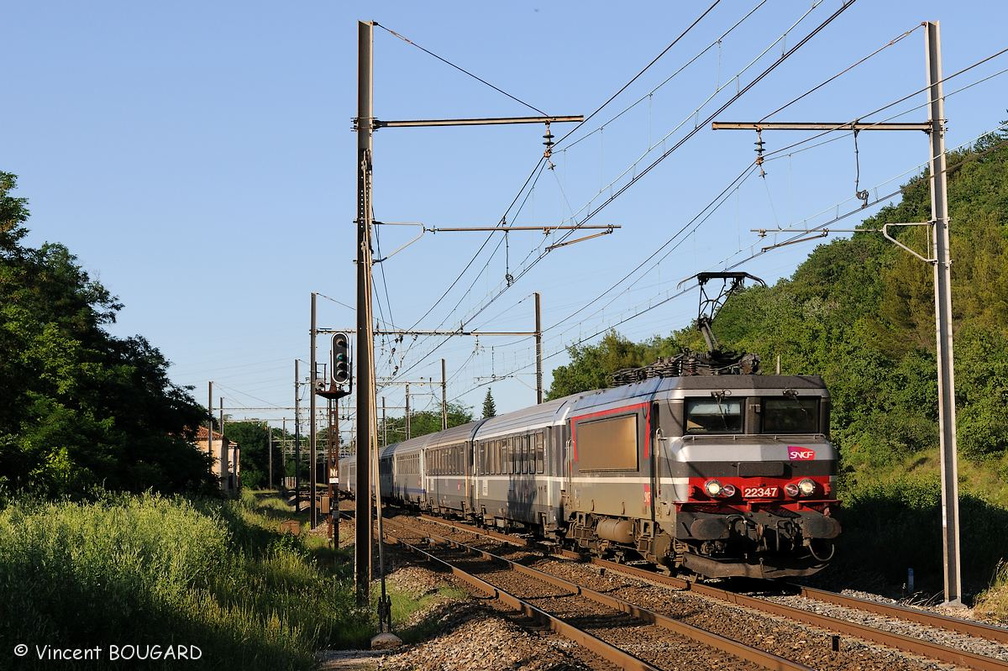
[548,128,1008,602]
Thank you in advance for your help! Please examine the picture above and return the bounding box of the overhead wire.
[562,0,769,153]
[387,0,858,397]
[450,82,1008,404]
[552,0,727,149]
[372,22,549,116]
[523,22,1006,354]
[382,2,749,384]
[453,1,857,331]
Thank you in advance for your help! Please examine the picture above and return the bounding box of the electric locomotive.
[342,273,841,579]
[561,370,839,578]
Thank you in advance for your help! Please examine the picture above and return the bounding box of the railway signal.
[332,333,350,385]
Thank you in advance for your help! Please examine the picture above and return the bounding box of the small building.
[195,426,241,493]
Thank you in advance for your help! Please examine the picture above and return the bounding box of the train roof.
[475,394,577,439]
[424,419,486,448]
[569,376,667,415]
[570,374,829,415]
[666,373,827,391]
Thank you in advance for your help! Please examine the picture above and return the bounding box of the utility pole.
[924,21,962,606]
[206,381,214,482]
[219,397,227,492]
[355,20,376,607]
[268,425,273,490]
[353,19,580,614]
[441,359,448,430]
[713,21,961,604]
[535,292,543,404]
[404,382,410,440]
[294,359,301,512]
[310,293,318,528]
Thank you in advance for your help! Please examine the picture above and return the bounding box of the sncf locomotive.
[340,274,841,579]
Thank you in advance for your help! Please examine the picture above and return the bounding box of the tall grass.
[0,492,370,670]
[975,560,1008,623]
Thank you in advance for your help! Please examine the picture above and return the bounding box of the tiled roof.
[195,426,228,442]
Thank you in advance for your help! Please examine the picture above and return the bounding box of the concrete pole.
[925,21,962,606]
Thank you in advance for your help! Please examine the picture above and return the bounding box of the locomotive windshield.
[685,398,743,434]
[762,397,820,433]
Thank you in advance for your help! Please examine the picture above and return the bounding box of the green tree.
[546,331,691,399]
[379,402,473,444]
[222,421,270,488]
[0,172,215,498]
[482,389,497,418]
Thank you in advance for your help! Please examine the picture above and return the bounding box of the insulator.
[543,122,554,159]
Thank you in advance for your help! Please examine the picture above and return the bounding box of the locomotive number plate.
[743,486,779,499]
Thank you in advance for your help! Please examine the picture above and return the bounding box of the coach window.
[685,398,743,434]
[535,433,545,474]
[522,439,530,474]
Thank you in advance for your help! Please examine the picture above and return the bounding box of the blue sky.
[4,2,1006,442]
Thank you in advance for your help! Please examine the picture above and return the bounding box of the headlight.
[797,478,817,497]
[704,479,736,498]
[784,482,800,497]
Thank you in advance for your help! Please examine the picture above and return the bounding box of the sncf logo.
[788,446,816,461]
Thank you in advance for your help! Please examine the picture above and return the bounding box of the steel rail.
[417,530,812,671]
[791,584,1008,644]
[694,583,1007,671]
[416,515,1008,669]
[588,558,1008,671]
[393,537,662,671]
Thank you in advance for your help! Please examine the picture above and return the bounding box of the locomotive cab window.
[762,397,820,433]
[685,398,743,434]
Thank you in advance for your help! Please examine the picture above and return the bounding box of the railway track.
[380,512,1008,670]
[385,516,811,671]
